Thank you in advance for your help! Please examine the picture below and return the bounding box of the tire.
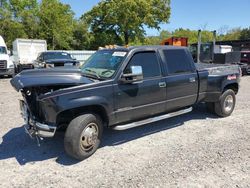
[206,102,215,113]
[64,113,103,160]
[214,89,236,117]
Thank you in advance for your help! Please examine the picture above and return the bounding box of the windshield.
[81,50,127,79]
[44,52,72,60]
[0,46,7,54]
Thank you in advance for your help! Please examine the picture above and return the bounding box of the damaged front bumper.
[20,100,56,138]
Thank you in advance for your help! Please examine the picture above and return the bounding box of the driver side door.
[113,51,167,125]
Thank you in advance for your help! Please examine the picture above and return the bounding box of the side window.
[125,52,161,78]
[163,50,193,74]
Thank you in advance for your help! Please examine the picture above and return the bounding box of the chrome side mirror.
[120,65,143,84]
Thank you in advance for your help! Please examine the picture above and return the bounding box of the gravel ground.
[0,76,249,188]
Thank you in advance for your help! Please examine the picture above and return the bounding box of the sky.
[61,0,250,36]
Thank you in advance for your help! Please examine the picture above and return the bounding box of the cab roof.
[99,45,187,52]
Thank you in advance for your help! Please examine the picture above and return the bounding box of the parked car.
[11,46,241,160]
[33,51,80,69]
[241,51,250,74]
[0,35,15,77]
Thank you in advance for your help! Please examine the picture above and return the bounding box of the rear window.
[163,49,193,74]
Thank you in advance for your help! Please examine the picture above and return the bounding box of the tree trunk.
[124,31,129,45]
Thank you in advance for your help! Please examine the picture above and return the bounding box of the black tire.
[206,102,215,113]
[214,89,236,117]
[64,113,103,160]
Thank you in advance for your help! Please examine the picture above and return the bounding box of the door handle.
[159,82,166,88]
[189,77,196,83]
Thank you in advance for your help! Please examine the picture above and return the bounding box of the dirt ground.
[0,76,249,188]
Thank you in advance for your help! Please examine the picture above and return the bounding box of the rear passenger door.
[161,49,199,111]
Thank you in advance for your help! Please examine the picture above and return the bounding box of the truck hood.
[10,68,94,91]
[0,54,10,61]
[45,59,79,64]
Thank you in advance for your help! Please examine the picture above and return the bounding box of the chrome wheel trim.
[224,95,234,113]
[80,122,99,151]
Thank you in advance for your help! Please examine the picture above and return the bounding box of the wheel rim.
[224,95,234,113]
[80,123,99,151]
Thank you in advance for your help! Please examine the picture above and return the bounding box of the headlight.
[9,64,14,68]
[46,64,54,68]
[39,62,45,68]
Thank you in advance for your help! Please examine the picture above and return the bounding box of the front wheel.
[214,89,236,117]
[64,113,103,160]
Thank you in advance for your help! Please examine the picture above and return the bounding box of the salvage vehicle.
[33,51,80,69]
[0,35,15,77]
[241,51,250,74]
[11,46,241,160]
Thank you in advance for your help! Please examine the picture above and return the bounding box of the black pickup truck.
[11,46,241,160]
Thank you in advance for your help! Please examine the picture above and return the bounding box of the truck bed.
[195,63,240,76]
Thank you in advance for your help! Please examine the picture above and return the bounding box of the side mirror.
[71,55,76,60]
[120,66,143,84]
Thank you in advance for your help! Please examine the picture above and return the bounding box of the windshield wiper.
[84,68,101,79]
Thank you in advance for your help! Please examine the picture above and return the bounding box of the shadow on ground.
[0,104,218,166]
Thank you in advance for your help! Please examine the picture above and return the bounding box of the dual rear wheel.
[206,89,236,117]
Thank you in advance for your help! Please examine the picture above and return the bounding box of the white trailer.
[12,39,47,72]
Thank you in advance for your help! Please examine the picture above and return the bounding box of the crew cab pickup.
[11,46,241,160]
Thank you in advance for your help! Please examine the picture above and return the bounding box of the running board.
[112,107,193,131]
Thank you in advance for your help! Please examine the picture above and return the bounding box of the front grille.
[54,62,64,67]
[0,60,7,69]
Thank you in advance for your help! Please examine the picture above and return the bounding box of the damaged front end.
[19,86,68,141]
[10,69,94,142]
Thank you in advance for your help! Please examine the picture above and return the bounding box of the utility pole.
[197,30,201,63]
[212,30,216,63]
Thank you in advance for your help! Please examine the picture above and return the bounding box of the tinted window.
[125,52,161,78]
[43,52,72,60]
[163,49,193,74]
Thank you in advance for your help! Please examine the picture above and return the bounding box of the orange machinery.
[160,37,188,47]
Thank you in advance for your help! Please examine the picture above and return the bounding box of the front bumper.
[0,68,14,76]
[20,100,56,138]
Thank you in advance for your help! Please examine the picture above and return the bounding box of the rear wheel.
[64,113,103,160]
[214,89,236,117]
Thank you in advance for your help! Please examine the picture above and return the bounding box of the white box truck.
[0,35,15,77]
[12,39,47,73]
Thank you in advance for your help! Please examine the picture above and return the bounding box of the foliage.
[218,28,242,41]
[82,0,171,45]
[38,0,75,50]
[0,0,249,50]
[239,27,250,40]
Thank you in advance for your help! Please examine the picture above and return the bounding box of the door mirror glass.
[120,65,143,84]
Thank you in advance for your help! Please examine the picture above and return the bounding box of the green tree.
[159,30,172,41]
[240,27,250,40]
[9,0,39,38]
[39,0,74,49]
[218,28,242,41]
[82,0,171,45]
[71,20,93,50]
[0,0,27,48]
